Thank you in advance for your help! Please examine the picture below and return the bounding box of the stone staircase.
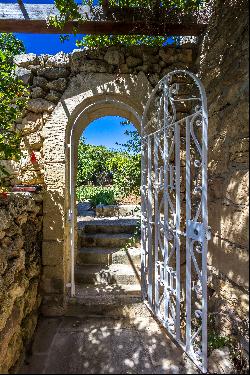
[66,218,147,318]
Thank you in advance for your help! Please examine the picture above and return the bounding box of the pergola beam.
[0,2,207,35]
[0,19,206,36]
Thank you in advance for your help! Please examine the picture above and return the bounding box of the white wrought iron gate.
[141,70,210,373]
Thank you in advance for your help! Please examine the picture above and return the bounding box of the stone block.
[43,191,65,241]
[45,90,62,104]
[208,137,230,175]
[38,67,70,80]
[126,56,142,68]
[79,59,111,73]
[142,53,159,64]
[41,277,64,294]
[0,209,11,231]
[159,48,177,64]
[208,234,249,288]
[20,113,44,133]
[33,76,49,90]
[14,53,38,68]
[31,86,46,99]
[46,52,70,68]
[209,201,249,248]
[225,171,249,206]
[15,67,32,85]
[47,78,68,93]
[104,48,125,66]
[42,240,64,266]
[23,132,43,150]
[27,99,55,114]
[43,265,63,280]
[41,294,65,317]
[119,64,131,73]
[23,279,40,316]
[16,170,44,185]
[44,162,65,188]
[229,137,249,166]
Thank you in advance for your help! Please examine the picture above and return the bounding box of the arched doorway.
[42,72,152,312]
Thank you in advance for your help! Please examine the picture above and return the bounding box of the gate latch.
[187,220,211,241]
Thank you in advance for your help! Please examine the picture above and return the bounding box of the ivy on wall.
[0,33,28,179]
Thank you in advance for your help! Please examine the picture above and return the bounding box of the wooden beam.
[0,19,205,35]
[0,2,207,36]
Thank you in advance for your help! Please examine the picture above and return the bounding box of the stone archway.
[42,72,152,314]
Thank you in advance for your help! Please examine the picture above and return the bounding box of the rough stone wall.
[7,45,195,316]
[198,0,249,363]
[0,193,43,373]
[3,44,196,189]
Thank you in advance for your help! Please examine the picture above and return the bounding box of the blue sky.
[1,0,138,149]
[83,117,137,151]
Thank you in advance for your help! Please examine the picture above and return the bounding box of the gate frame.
[141,70,209,373]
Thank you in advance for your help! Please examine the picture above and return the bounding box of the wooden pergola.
[0,0,207,36]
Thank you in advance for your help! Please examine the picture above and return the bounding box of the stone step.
[65,284,150,319]
[95,204,141,218]
[65,300,150,319]
[85,223,137,234]
[78,218,139,234]
[77,247,141,266]
[75,264,140,285]
[79,233,134,248]
[75,283,141,301]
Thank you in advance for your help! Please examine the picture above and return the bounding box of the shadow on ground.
[20,314,198,374]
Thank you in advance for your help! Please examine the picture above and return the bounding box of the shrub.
[77,185,120,207]
[77,138,141,200]
[77,139,113,187]
[107,152,141,197]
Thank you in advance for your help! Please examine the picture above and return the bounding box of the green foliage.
[106,152,141,196]
[0,33,28,174]
[76,35,167,48]
[52,0,209,47]
[77,132,142,204]
[49,0,81,33]
[208,331,231,352]
[77,185,119,206]
[77,139,113,187]
[0,33,25,57]
[116,120,141,155]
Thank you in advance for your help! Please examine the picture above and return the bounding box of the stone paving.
[20,316,198,374]
[19,210,199,374]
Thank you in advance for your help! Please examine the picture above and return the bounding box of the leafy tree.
[107,152,141,196]
[77,136,141,200]
[0,33,28,178]
[51,0,210,48]
[77,138,113,186]
[116,120,141,155]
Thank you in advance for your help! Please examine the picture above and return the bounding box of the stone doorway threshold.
[20,316,198,374]
[77,202,141,219]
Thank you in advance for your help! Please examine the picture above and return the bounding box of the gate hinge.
[68,210,72,222]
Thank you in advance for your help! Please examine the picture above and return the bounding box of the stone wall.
[0,193,43,373]
[198,0,249,365]
[2,44,195,189]
[7,45,196,316]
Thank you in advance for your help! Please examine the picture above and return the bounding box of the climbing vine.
[0,33,28,178]
[50,0,210,47]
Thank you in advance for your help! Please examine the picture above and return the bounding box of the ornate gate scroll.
[141,70,210,373]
